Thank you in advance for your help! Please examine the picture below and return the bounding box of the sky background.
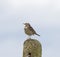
[0,0,60,57]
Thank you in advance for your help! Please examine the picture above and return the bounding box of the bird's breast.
[24,27,33,35]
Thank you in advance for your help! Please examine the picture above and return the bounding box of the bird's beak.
[23,23,26,26]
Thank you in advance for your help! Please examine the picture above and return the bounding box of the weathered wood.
[23,38,42,57]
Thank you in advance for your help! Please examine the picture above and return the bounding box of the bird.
[23,23,40,36]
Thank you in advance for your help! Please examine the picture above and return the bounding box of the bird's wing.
[29,26,36,34]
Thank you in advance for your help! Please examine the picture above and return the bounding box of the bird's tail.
[36,33,40,36]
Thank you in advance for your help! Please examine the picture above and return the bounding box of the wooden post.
[23,38,42,57]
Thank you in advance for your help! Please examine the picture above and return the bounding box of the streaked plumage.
[24,23,40,36]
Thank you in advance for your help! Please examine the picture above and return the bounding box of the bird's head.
[23,23,30,27]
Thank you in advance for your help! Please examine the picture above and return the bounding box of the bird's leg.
[27,35,31,39]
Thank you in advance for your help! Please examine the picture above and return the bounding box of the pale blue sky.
[0,0,60,57]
